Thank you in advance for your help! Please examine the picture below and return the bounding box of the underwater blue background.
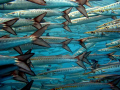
[0,0,120,90]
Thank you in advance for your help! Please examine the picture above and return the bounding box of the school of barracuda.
[0,0,120,90]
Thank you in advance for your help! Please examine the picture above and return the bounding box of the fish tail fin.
[62,21,72,32]
[12,71,29,83]
[33,12,47,23]
[77,61,86,69]
[33,22,42,29]
[78,38,87,49]
[107,51,116,60]
[19,68,36,76]
[2,18,19,35]
[21,80,34,90]
[63,7,73,23]
[3,18,19,26]
[3,26,17,35]
[25,48,34,68]
[76,5,88,18]
[91,59,99,69]
[30,24,51,47]
[83,51,91,65]
[75,52,88,69]
[27,0,46,5]
[15,53,34,71]
[109,77,120,90]
[75,0,91,7]
[61,38,73,52]
[13,46,23,55]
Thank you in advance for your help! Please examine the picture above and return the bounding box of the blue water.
[0,0,120,90]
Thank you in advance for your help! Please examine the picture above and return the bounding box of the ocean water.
[0,0,120,90]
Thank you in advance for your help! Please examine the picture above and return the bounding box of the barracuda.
[64,15,112,26]
[37,67,85,76]
[73,42,96,56]
[84,62,120,75]
[6,7,72,22]
[56,6,100,20]
[0,25,50,50]
[85,23,120,36]
[83,51,116,60]
[106,39,120,47]
[98,46,120,52]
[96,19,120,28]
[0,0,89,17]
[50,82,114,90]
[14,38,73,52]
[30,76,60,82]
[0,12,46,28]
[89,1,120,15]
[78,36,118,49]
[0,0,14,4]
[12,21,71,33]
[31,51,92,69]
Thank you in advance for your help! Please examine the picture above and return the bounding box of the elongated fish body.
[67,15,111,26]
[0,0,14,4]
[88,62,120,75]
[30,76,60,82]
[0,30,10,37]
[41,36,69,43]
[38,67,84,76]
[106,39,120,47]
[0,18,36,27]
[112,55,120,59]
[0,55,18,66]
[31,55,77,65]
[0,0,78,10]
[89,1,120,15]
[56,6,100,19]
[98,47,120,52]
[85,24,120,36]
[12,23,66,33]
[7,9,65,18]
[0,37,33,50]
[96,19,120,28]
[80,36,118,43]
[73,42,96,56]
[51,82,111,90]
[87,54,110,60]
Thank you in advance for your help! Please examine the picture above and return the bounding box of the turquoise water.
[0,0,120,90]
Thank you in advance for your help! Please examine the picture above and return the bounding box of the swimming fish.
[6,7,73,22]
